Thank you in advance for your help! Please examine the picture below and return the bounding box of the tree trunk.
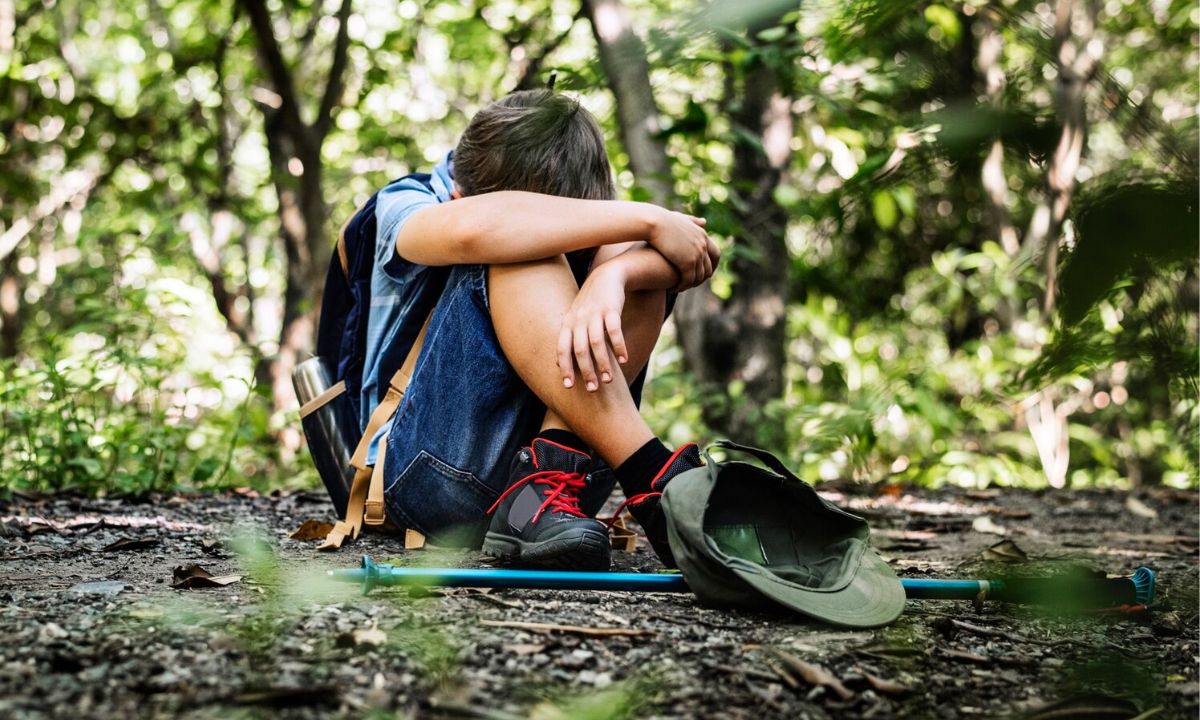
[241,0,349,423]
[582,0,673,204]
[977,6,1019,257]
[583,0,793,443]
[678,50,792,442]
[0,252,20,359]
[1024,0,1101,316]
[1013,0,1100,488]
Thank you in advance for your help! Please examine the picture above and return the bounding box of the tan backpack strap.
[322,311,433,549]
[299,380,346,419]
[364,436,388,526]
[349,312,433,470]
[318,465,373,551]
[336,201,366,278]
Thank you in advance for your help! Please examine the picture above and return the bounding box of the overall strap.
[321,311,433,551]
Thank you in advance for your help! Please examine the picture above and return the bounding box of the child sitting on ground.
[362,88,718,571]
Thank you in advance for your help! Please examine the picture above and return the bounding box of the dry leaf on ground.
[101,537,160,552]
[352,623,387,646]
[767,647,855,701]
[972,516,1008,535]
[1124,496,1159,520]
[982,538,1029,562]
[171,564,242,589]
[479,619,653,637]
[289,519,335,541]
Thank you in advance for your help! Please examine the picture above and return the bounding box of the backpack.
[295,173,446,550]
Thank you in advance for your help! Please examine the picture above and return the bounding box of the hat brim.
[720,539,905,628]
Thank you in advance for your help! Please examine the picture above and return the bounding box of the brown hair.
[453,90,616,201]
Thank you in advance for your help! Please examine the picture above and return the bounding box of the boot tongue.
[530,438,591,474]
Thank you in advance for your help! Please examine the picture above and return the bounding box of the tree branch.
[240,0,311,152]
[582,0,673,205]
[314,0,353,141]
[1024,0,1101,316]
[513,10,582,91]
[0,158,104,263]
[977,5,1019,256]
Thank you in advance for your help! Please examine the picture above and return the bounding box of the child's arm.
[558,241,720,391]
[395,191,709,279]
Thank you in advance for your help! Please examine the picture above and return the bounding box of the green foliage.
[0,0,1196,492]
[1057,180,1199,325]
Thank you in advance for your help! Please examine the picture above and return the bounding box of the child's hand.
[648,211,716,291]
[557,264,629,392]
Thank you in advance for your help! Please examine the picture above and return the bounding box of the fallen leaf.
[171,564,242,589]
[352,623,387,646]
[1103,532,1198,546]
[861,670,908,696]
[966,491,997,501]
[855,643,925,658]
[289,520,334,541]
[982,539,1029,562]
[1124,496,1158,520]
[504,643,546,656]
[937,647,991,664]
[479,619,653,637]
[101,537,160,552]
[972,516,1007,536]
[767,647,855,701]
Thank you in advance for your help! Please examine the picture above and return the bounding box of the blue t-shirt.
[359,151,456,463]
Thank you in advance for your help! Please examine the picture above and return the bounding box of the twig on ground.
[478,619,654,637]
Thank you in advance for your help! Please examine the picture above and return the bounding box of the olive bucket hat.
[661,441,904,628]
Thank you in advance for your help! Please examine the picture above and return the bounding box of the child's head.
[454,90,615,201]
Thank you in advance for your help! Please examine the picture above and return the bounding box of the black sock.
[537,428,589,454]
[615,438,672,497]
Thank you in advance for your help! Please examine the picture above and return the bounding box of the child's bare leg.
[540,287,666,435]
[489,257,659,468]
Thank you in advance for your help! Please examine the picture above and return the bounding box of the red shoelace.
[604,492,660,528]
[487,470,588,525]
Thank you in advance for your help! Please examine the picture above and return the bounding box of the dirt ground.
[0,483,1196,719]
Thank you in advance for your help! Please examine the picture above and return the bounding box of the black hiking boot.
[615,443,703,569]
[482,439,611,571]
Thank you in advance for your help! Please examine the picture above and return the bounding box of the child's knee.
[623,288,668,325]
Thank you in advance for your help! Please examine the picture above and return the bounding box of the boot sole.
[482,528,611,572]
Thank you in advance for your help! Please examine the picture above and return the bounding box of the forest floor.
[0,483,1195,720]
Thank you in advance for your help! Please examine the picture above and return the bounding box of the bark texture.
[675,48,792,441]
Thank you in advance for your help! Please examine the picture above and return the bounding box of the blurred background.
[0,0,1195,495]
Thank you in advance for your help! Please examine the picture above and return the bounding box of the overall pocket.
[386,450,495,548]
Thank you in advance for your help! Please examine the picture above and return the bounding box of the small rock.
[37,623,68,643]
[67,581,130,596]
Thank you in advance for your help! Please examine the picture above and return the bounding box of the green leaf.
[1058,182,1199,325]
[872,191,898,230]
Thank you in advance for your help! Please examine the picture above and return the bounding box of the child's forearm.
[596,244,682,292]
[396,192,662,266]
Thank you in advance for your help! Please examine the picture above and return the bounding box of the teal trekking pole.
[329,556,1155,609]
